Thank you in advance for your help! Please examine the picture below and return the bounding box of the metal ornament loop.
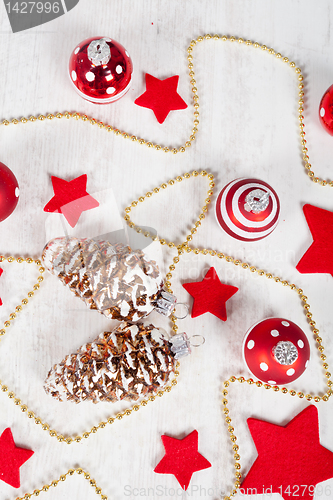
[189,335,205,348]
[173,302,189,320]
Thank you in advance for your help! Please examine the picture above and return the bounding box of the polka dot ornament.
[69,36,133,104]
[0,162,19,222]
[319,84,333,135]
[243,318,310,385]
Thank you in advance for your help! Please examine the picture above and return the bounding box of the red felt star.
[43,174,99,228]
[296,204,333,276]
[0,428,34,488]
[0,268,2,306]
[241,406,333,500]
[154,430,211,490]
[134,74,187,124]
[182,267,238,321]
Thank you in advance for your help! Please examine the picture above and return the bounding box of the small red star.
[0,428,34,488]
[154,430,211,490]
[43,174,99,228]
[134,74,187,124]
[241,406,333,500]
[296,204,333,276]
[182,267,238,321]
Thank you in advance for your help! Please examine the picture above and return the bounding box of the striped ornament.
[215,178,280,242]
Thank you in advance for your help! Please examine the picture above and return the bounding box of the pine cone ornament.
[42,237,171,322]
[44,322,178,403]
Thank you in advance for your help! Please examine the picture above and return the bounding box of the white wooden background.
[0,1,333,499]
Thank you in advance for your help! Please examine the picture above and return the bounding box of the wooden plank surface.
[0,1,333,499]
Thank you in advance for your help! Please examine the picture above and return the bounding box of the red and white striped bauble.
[215,178,280,242]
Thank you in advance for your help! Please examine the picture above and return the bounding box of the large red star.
[0,428,34,488]
[134,74,188,124]
[154,430,211,490]
[182,267,238,321]
[43,174,99,228]
[296,204,333,276]
[241,406,333,500]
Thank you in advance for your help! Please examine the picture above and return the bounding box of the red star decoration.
[0,268,3,306]
[0,428,34,488]
[296,204,333,276]
[241,406,333,500]
[182,267,238,321]
[43,175,99,228]
[134,74,187,124]
[154,430,211,490]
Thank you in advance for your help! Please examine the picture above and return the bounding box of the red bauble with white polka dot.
[319,84,333,135]
[69,37,133,104]
[215,178,280,241]
[0,162,19,222]
[243,318,310,385]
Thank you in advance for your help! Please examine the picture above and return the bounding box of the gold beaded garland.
[0,33,331,500]
[0,257,44,334]
[0,34,328,185]
[14,468,108,500]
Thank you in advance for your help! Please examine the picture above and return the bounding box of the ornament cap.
[169,332,191,359]
[153,289,177,316]
[272,340,298,365]
[87,38,111,66]
[244,189,270,214]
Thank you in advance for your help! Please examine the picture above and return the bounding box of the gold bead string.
[15,467,108,500]
[124,169,214,256]
[0,258,181,443]
[0,256,45,337]
[0,367,178,444]
[126,170,332,500]
[0,35,327,185]
[0,32,328,498]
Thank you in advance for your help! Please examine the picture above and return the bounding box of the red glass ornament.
[0,162,19,222]
[215,178,280,242]
[243,318,310,385]
[69,36,133,104]
[319,84,333,135]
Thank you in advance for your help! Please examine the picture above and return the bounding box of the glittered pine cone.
[42,237,163,322]
[44,322,176,403]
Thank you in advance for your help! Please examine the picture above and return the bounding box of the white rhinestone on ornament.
[273,341,298,365]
